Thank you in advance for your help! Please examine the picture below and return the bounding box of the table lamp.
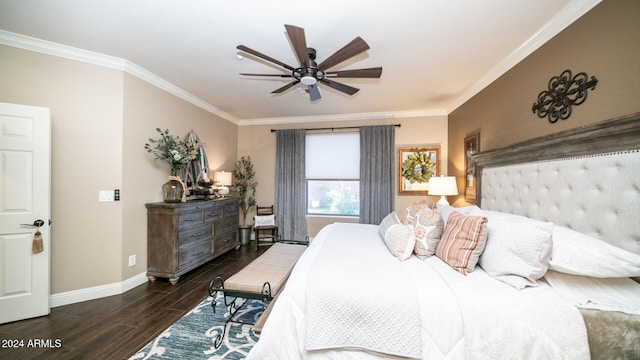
[428,176,458,206]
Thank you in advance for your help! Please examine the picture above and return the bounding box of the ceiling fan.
[237,24,382,101]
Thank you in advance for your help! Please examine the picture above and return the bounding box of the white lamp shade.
[214,171,232,196]
[428,176,458,206]
[214,171,232,186]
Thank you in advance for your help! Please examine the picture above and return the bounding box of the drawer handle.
[191,232,206,238]
[208,213,220,218]
[191,250,205,257]
[184,218,199,222]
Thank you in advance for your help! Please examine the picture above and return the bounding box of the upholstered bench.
[208,242,307,347]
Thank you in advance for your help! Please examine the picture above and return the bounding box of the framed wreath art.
[398,146,440,195]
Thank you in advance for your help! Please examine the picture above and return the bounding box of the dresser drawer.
[214,231,237,253]
[178,223,212,247]
[204,205,224,222]
[224,203,239,218]
[178,210,203,228]
[213,218,236,236]
[178,239,212,268]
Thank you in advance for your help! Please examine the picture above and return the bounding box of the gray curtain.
[359,125,395,224]
[275,129,307,240]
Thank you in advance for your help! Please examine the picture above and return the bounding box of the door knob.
[21,220,45,227]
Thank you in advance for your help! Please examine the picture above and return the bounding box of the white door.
[0,102,51,324]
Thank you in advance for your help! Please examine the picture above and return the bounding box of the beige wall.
[448,0,640,207]
[0,45,237,294]
[238,115,448,237]
[121,74,237,280]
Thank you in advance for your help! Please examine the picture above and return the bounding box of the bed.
[247,114,640,360]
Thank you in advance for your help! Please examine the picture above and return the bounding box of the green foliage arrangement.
[232,156,258,225]
[402,152,436,183]
[144,128,198,175]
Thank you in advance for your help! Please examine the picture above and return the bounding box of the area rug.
[130,293,262,359]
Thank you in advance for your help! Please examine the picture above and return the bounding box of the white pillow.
[254,214,275,226]
[549,225,640,278]
[436,204,480,227]
[379,212,401,239]
[478,216,554,289]
[384,224,416,261]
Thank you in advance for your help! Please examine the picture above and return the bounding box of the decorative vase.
[163,172,184,203]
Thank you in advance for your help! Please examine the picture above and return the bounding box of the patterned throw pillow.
[413,207,444,259]
[403,200,430,227]
[435,212,488,275]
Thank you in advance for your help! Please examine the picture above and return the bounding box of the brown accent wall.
[448,0,640,206]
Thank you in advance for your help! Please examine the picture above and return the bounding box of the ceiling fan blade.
[237,45,296,71]
[240,73,293,78]
[308,84,321,101]
[325,67,383,78]
[271,80,300,94]
[284,24,309,68]
[317,37,370,71]
[319,79,360,96]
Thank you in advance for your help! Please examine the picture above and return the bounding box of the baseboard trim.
[49,272,148,308]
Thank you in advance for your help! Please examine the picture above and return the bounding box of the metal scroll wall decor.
[532,69,598,124]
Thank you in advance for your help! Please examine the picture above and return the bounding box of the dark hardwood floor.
[0,243,268,360]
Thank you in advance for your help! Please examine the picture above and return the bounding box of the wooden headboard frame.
[473,112,640,204]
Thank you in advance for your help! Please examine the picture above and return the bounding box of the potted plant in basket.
[231,156,257,245]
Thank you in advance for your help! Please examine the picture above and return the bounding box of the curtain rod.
[270,124,401,133]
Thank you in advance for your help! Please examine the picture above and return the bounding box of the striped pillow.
[435,212,488,275]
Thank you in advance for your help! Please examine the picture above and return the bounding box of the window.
[306,132,359,216]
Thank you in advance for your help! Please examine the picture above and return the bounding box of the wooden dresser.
[145,197,240,284]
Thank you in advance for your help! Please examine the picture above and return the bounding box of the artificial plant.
[232,156,258,225]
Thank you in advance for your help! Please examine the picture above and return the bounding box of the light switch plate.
[99,190,115,202]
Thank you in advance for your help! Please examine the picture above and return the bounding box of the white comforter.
[305,223,422,358]
[247,223,589,360]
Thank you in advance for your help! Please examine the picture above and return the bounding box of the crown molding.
[447,0,602,113]
[237,108,448,126]
[0,30,238,124]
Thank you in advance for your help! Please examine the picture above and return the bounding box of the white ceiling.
[0,0,600,125]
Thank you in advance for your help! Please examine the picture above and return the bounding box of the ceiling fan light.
[301,75,317,85]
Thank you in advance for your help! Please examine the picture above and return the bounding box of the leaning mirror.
[182,130,214,199]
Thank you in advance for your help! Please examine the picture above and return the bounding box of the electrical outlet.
[128,255,136,267]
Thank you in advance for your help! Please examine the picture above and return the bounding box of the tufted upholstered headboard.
[473,113,640,255]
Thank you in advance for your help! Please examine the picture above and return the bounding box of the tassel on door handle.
[21,220,45,254]
[32,230,43,253]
